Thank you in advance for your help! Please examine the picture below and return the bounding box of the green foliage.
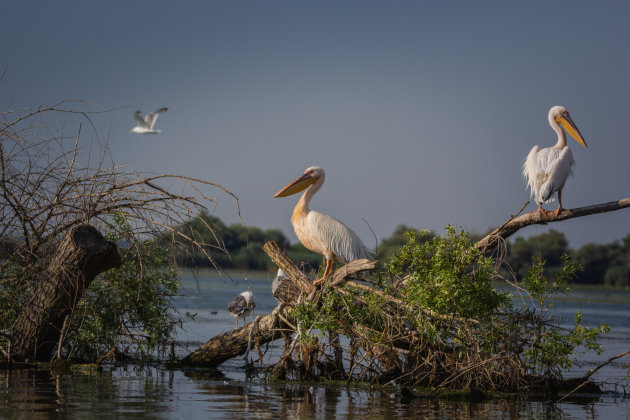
[377,225,433,263]
[522,254,576,310]
[64,213,185,362]
[507,230,630,287]
[169,210,320,271]
[519,257,610,372]
[508,230,569,280]
[389,226,511,319]
[0,262,29,334]
[289,225,610,390]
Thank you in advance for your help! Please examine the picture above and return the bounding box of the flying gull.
[130,107,168,134]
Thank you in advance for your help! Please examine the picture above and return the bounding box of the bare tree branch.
[476,198,630,254]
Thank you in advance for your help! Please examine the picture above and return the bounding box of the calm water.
[2,271,630,419]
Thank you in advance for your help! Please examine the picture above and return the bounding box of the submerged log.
[476,197,630,254]
[10,225,121,362]
[181,305,293,367]
[181,240,377,367]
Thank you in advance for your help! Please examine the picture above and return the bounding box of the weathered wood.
[181,305,293,367]
[182,241,312,367]
[476,197,630,254]
[329,259,378,287]
[263,240,314,294]
[272,273,302,305]
[10,224,120,361]
[181,241,378,367]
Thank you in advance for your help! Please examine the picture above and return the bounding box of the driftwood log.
[10,225,121,362]
[476,197,630,254]
[181,240,377,367]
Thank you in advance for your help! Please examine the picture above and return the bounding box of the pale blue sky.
[2,1,629,249]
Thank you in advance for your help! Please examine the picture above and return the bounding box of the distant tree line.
[169,210,322,272]
[507,229,630,287]
[170,213,630,286]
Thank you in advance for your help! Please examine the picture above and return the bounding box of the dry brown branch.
[554,349,630,405]
[263,240,314,294]
[0,102,239,361]
[328,259,378,287]
[0,103,239,270]
[476,198,630,254]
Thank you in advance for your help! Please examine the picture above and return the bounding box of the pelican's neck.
[550,117,567,149]
[292,176,324,221]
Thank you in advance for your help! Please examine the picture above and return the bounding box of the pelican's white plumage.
[131,107,168,134]
[523,106,588,215]
[274,166,371,285]
[308,210,369,264]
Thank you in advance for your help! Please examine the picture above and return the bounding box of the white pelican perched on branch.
[274,166,371,285]
[523,106,588,216]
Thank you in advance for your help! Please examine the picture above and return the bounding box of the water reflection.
[3,272,630,418]
[0,365,628,419]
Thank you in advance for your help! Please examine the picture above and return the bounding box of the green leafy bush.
[288,226,609,392]
[390,226,510,319]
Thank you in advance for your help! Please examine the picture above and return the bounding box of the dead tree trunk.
[476,197,630,254]
[181,240,377,367]
[10,224,121,362]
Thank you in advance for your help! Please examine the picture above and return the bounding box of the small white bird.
[227,290,255,328]
[523,106,588,216]
[130,107,168,134]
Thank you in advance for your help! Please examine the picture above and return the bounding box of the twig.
[244,315,262,362]
[554,349,630,405]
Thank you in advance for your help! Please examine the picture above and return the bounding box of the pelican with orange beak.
[523,106,588,216]
[274,166,371,285]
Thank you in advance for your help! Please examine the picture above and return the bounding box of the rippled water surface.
[2,271,630,419]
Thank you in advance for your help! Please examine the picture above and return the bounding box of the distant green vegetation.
[170,212,630,286]
[169,210,322,272]
[506,229,630,287]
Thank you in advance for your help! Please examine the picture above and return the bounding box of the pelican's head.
[549,106,588,149]
[274,166,325,198]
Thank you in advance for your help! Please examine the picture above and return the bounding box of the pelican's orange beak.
[274,171,317,198]
[557,112,588,149]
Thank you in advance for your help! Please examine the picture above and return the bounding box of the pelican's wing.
[133,110,147,127]
[144,107,168,129]
[308,211,369,263]
[540,147,574,202]
[523,146,574,203]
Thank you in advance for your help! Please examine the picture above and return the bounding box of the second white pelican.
[274,166,371,285]
[523,106,588,216]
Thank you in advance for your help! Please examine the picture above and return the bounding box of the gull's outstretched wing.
[144,107,168,129]
[133,110,147,127]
